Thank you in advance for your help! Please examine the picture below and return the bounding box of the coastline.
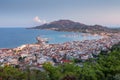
[0,32,120,68]
[0,28,103,48]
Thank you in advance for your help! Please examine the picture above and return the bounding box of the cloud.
[33,16,46,24]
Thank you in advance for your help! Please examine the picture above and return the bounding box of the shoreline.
[0,28,104,49]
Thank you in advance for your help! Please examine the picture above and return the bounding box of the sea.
[0,28,102,48]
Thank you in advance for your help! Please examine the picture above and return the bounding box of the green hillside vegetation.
[0,42,120,80]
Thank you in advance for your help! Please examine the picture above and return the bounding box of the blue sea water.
[0,28,101,48]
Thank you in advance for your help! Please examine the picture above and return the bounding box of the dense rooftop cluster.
[0,32,120,69]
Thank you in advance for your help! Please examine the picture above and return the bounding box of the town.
[0,32,120,70]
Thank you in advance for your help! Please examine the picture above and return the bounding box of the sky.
[0,0,120,28]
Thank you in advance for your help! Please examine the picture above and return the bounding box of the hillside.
[33,20,118,33]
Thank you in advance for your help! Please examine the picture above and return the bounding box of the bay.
[0,28,101,48]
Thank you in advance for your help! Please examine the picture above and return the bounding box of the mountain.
[32,20,117,33]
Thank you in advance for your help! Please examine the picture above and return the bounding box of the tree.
[0,66,25,80]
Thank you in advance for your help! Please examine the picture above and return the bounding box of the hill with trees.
[32,20,119,33]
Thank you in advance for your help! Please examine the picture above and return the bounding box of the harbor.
[0,28,102,48]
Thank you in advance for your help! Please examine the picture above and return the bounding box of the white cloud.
[33,16,46,24]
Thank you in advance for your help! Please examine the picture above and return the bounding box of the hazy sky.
[0,0,120,27]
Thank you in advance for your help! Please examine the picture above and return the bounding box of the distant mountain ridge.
[32,20,118,33]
